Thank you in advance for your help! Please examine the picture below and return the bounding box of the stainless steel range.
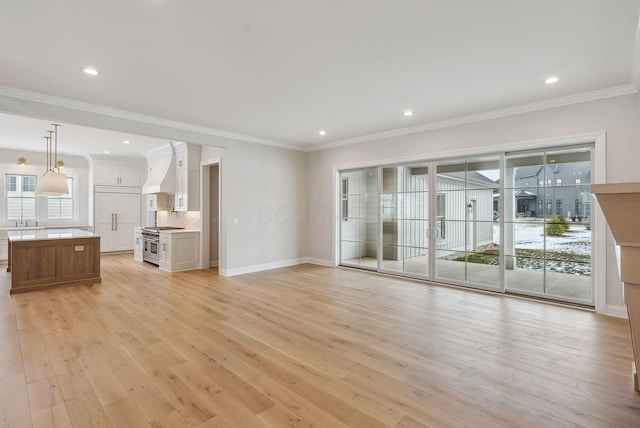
[142,227,184,265]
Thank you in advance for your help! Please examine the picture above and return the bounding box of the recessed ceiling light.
[104,150,111,154]
[404,110,413,117]
[545,76,559,84]
[123,140,130,145]
[83,67,99,76]
[318,130,326,136]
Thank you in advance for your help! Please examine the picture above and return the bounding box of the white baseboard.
[218,257,338,277]
[220,258,307,277]
[304,257,335,267]
[604,304,628,319]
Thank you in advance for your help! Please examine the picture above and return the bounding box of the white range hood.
[142,143,176,194]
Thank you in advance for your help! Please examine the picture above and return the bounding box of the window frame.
[6,173,38,222]
[46,176,75,221]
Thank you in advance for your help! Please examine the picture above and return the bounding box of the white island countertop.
[158,229,200,234]
[7,228,98,242]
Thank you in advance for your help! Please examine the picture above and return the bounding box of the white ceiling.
[1,0,639,155]
[0,114,171,159]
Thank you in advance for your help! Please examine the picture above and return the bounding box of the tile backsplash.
[157,210,200,230]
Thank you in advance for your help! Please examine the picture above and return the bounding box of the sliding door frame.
[333,132,606,313]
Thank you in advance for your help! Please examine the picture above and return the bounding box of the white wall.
[4,91,640,313]
[307,93,640,311]
[0,147,90,227]
[221,141,308,273]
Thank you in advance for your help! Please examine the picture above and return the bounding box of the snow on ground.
[493,221,591,256]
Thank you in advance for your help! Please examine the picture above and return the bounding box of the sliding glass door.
[379,164,429,277]
[503,146,592,304]
[435,157,501,290]
[340,168,378,269]
[338,143,594,306]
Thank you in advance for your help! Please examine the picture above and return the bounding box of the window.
[6,174,37,221]
[555,199,563,215]
[47,177,74,220]
[576,178,582,186]
[436,193,446,239]
[546,199,552,215]
[556,178,562,186]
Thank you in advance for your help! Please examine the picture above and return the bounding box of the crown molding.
[307,84,638,152]
[0,86,303,151]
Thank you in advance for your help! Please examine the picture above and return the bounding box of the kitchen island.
[7,229,101,294]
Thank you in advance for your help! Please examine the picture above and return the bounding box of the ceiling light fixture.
[123,140,130,145]
[17,157,27,166]
[36,124,68,196]
[83,67,99,76]
[545,76,559,84]
[104,150,111,154]
[318,130,326,136]
[404,110,413,117]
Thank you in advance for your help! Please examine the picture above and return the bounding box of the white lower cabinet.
[158,231,199,272]
[133,228,143,262]
[0,238,8,262]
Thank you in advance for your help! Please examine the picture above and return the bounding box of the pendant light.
[36,124,68,196]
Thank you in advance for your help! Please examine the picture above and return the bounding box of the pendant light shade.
[36,123,67,196]
[36,171,68,196]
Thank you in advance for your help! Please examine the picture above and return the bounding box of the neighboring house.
[340,167,497,262]
[493,162,591,220]
[436,171,496,253]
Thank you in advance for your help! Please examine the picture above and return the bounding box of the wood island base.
[8,233,101,294]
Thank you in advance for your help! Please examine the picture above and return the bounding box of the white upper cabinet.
[173,143,201,211]
[92,157,144,187]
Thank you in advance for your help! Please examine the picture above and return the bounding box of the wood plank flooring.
[1,254,639,427]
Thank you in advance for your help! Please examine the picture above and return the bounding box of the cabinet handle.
[115,213,118,231]
[111,213,114,231]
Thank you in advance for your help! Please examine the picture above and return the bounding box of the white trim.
[592,133,607,315]
[220,258,306,277]
[199,159,222,271]
[333,132,607,313]
[334,132,606,171]
[309,86,636,152]
[305,257,336,267]
[605,304,628,319]
[632,15,640,91]
[2,85,636,155]
[0,86,299,151]
[332,169,340,267]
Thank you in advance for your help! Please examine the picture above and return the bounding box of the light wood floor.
[1,254,639,427]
